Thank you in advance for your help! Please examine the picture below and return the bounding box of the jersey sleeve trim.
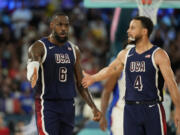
[68,41,76,63]
[38,40,47,63]
[152,47,162,101]
[124,47,133,69]
[151,47,160,70]
[27,45,33,63]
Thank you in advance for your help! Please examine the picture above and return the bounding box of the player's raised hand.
[82,71,95,88]
[99,115,107,131]
[31,67,38,88]
[92,108,102,122]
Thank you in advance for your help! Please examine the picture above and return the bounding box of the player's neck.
[135,39,153,54]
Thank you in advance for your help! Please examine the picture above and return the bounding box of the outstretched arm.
[27,41,44,88]
[82,49,127,88]
[155,49,180,132]
[74,46,101,121]
[100,74,119,131]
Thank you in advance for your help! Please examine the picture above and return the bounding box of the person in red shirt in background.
[0,112,10,135]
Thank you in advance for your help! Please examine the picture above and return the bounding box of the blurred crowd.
[0,0,179,135]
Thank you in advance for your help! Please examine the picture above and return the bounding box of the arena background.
[0,0,179,135]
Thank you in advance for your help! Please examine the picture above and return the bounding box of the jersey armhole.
[27,45,33,63]
[152,47,160,70]
[68,41,77,63]
[124,48,133,68]
[38,40,47,63]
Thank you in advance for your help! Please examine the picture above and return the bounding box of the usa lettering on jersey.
[130,61,145,72]
[55,53,70,64]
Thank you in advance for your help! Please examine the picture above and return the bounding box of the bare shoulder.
[73,44,80,53]
[117,48,130,58]
[28,40,45,61]
[29,40,45,52]
[154,48,170,65]
[117,48,130,64]
[69,42,81,60]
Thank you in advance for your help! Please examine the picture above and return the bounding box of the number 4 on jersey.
[134,75,143,91]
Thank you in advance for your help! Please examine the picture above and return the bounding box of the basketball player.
[26,13,101,135]
[100,73,125,135]
[100,45,134,135]
[82,16,180,135]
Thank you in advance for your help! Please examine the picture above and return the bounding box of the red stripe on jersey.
[35,99,46,135]
[160,104,167,135]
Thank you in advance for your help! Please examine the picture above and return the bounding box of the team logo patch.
[68,47,72,51]
[145,54,151,58]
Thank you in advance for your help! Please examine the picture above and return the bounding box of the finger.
[177,121,180,133]
[94,118,100,122]
[100,123,106,131]
[81,82,88,88]
[82,70,87,76]
[93,115,100,121]
[100,125,106,131]
[102,126,106,131]
[82,79,86,84]
[82,77,88,83]
[81,82,85,87]
[175,119,178,128]
[93,114,101,121]
[83,71,90,77]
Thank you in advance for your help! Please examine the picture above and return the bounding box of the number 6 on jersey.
[59,67,67,82]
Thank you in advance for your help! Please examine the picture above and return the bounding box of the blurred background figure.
[0,112,10,135]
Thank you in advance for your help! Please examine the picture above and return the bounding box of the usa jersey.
[124,45,164,101]
[34,37,76,100]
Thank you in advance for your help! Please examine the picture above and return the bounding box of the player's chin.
[57,36,68,43]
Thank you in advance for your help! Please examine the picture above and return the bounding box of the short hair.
[51,12,68,22]
[133,16,154,37]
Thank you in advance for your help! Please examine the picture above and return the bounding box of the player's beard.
[128,34,142,45]
[53,31,68,43]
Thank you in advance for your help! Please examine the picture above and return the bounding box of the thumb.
[82,70,89,76]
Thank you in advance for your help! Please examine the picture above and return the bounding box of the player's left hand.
[174,107,180,134]
[92,108,102,122]
[99,115,107,131]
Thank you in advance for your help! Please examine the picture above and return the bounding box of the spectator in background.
[11,2,32,39]
[0,112,10,135]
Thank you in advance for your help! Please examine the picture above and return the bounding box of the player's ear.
[50,21,54,30]
[143,28,148,37]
